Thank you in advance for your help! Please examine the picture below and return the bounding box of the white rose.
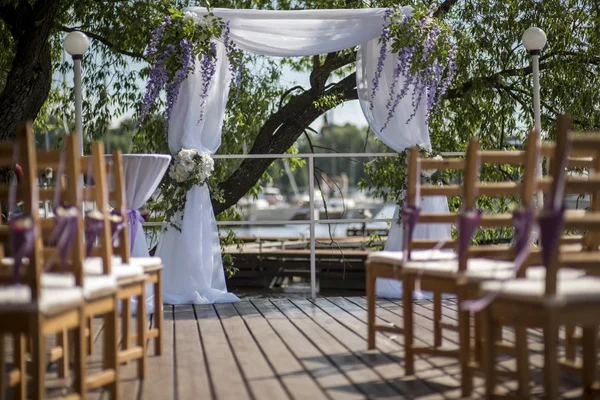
[182,12,200,25]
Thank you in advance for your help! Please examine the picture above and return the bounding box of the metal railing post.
[308,155,316,300]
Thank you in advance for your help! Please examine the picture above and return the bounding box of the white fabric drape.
[163,6,450,303]
[356,32,452,298]
[116,154,170,312]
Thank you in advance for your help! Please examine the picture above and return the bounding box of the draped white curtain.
[160,6,450,304]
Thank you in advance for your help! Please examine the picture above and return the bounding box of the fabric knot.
[127,209,145,250]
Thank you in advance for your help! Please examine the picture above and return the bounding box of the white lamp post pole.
[522,27,547,207]
[64,31,90,156]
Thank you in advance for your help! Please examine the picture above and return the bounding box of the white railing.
[145,151,461,300]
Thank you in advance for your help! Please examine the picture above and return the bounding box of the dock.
[29,297,584,399]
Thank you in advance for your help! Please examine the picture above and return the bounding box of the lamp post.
[522,27,547,206]
[64,31,90,156]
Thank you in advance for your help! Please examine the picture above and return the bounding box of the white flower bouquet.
[163,148,215,230]
[169,148,214,185]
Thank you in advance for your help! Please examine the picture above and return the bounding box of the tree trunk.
[212,73,358,214]
[0,0,62,140]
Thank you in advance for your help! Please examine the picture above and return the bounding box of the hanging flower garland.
[371,3,457,130]
[138,9,244,133]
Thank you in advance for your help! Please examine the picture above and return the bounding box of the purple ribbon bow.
[51,205,80,268]
[85,212,105,256]
[110,212,126,246]
[457,209,482,260]
[127,209,144,251]
[9,216,35,284]
[401,205,421,261]
[538,207,565,269]
[460,206,537,313]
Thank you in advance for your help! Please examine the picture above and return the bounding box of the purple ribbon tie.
[461,207,537,313]
[9,216,35,284]
[457,209,482,260]
[127,209,144,251]
[110,212,126,246]
[85,212,105,256]
[538,207,565,269]
[401,205,421,261]
[51,205,80,268]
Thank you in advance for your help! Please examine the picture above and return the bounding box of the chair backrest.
[542,114,600,295]
[0,122,44,298]
[404,130,540,267]
[38,137,113,280]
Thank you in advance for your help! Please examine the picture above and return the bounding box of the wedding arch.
[153,6,453,304]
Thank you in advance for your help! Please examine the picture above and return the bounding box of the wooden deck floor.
[6,297,587,399]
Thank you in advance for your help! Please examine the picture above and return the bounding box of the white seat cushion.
[481,276,600,304]
[403,258,515,278]
[83,256,123,275]
[367,250,455,266]
[130,257,162,266]
[466,266,585,282]
[0,285,83,314]
[42,273,117,299]
[111,264,145,280]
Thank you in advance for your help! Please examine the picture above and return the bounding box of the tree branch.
[434,0,460,17]
[55,24,146,60]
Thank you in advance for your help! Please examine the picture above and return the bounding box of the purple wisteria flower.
[375,2,458,130]
[198,41,218,123]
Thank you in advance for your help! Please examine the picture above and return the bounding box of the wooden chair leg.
[515,324,530,399]
[14,333,26,400]
[366,265,376,350]
[154,272,164,356]
[73,310,87,399]
[582,326,598,400]
[482,307,497,399]
[474,313,483,363]
[104,300,119,399]
[87,317,94,356]
[0,333,6,400]
[544,314,560,400]
[457,282,472,397]
[57,330,69,379]
[137,286,148,379]
[121,298,131,352]
[433,290,442,347]
[565,324,577,363]
[31,314,46,400]
[402,275,415,375]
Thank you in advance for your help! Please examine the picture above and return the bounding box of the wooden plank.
[324,297,452,395]
[122,306,174,399]
[214,303,290,399]
[304,297,439,397]
[251,299,365,400]
[270,298,401,398]
[173,305,212,400]
[233,301,328,400]
[194,304,251,400]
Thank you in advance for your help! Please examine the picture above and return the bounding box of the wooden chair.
[365,154,463,350]
[39,137,120,398]
[0,122,87,400]
[104,151,163,356]
[80,147,148,379]
[400,130,544,395]
[480,115,600,399]
[457,137,597,397]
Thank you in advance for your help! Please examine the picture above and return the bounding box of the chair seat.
[84,258,144,282]
[129,257,163,273]
[0,285,83,315]
[367,250,455,266]
[403,258,515,279]
[466,266,585,282]
[481,276,600,304]
[41,273,117,299]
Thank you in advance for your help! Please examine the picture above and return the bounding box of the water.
[219,203,397,238]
